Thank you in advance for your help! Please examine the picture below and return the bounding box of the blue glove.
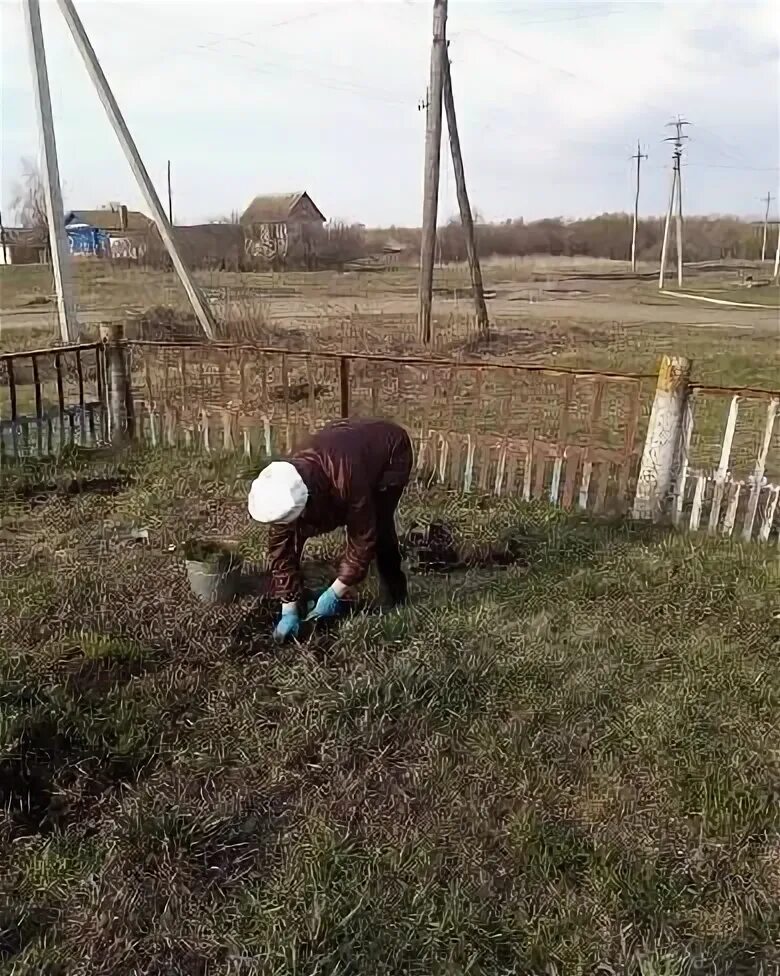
[306,586,345,621]
[273,608,300,643]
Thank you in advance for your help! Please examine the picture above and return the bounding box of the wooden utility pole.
[167,160,173,225]
[0,210,7,265]
[630,140,647,273]
[23,0,79,343]
[442,48,488,338]
[56,0,217,339]
[417,0,447,345]
[658,166,677,289]
[760,191,773,262]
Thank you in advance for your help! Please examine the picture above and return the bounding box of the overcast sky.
[1,0,778,227]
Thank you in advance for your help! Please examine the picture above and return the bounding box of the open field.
[2,259,778,388]
[1,445,779,974]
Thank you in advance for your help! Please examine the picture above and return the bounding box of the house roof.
[240,191,325,225]
[65,208,152,232]
[1,227,47,246]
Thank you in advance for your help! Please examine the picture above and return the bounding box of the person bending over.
[248,418,413,642]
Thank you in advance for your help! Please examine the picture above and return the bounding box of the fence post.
[340,357,350,418]
[99,322,133,443]
[632,355,692,521]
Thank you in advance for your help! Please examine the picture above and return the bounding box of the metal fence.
[0,341,108,459]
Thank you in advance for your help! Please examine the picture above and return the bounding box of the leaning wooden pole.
[442,49,489,339]
[56,0,217,340]
[417,0,447,346]
[23,0,79,343]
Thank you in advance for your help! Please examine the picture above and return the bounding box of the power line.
[86,4,416,108]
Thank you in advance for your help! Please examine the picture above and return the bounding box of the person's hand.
[273,607,300,643]
[306,585,346,621]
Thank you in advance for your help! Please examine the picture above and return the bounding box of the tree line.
[362,213,766,265]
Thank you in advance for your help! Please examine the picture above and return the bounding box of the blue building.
[64,213,110,257]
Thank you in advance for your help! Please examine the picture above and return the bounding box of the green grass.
[2,446,779,974]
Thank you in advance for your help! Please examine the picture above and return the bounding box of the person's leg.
[374,485,407,607]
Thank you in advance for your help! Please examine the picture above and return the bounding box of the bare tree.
[11,157,49,229]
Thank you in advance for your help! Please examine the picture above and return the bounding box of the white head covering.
[247,462,308,524]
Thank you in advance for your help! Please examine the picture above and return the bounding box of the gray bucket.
[184,541,242,604]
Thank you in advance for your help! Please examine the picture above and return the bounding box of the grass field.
[2,446,779,974]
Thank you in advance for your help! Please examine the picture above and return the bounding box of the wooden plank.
[165,406,177,447]
[617,381,641,509]
[148,408,159,447]
[533,446,546,499]
[505,446,519,497]
[445,366,455,432]
[708,395,740,533]
[438,433,450,485]
[722,481,741,537]
[260,351,268,405]
[549,456,564,504]
[238,350,248,406]
[758,485,779,543]
[579,379,604,513]
[578,461,593,510]
[522,430,535,501]
[307,355,316,431]
[339,356,350,419]
[371,367,381,417]
[672,395,695,526]
[494,440,508,496]
[448,434,463,489]
[201,408,211,452]
[464,434,476,492]
[562,447,581,509]
[742,398,778,542]
[593,461,610,513]
[222,410,236,452]
[280,354,291,452]
[689,473,707,531]
[478,440,492,492]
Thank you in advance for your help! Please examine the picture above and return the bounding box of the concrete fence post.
[99,322,133,443]
[632,355,692,521]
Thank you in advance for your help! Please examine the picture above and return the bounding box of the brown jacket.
[267,419,413,602]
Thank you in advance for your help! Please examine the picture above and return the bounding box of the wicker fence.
[1,333,778,544]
